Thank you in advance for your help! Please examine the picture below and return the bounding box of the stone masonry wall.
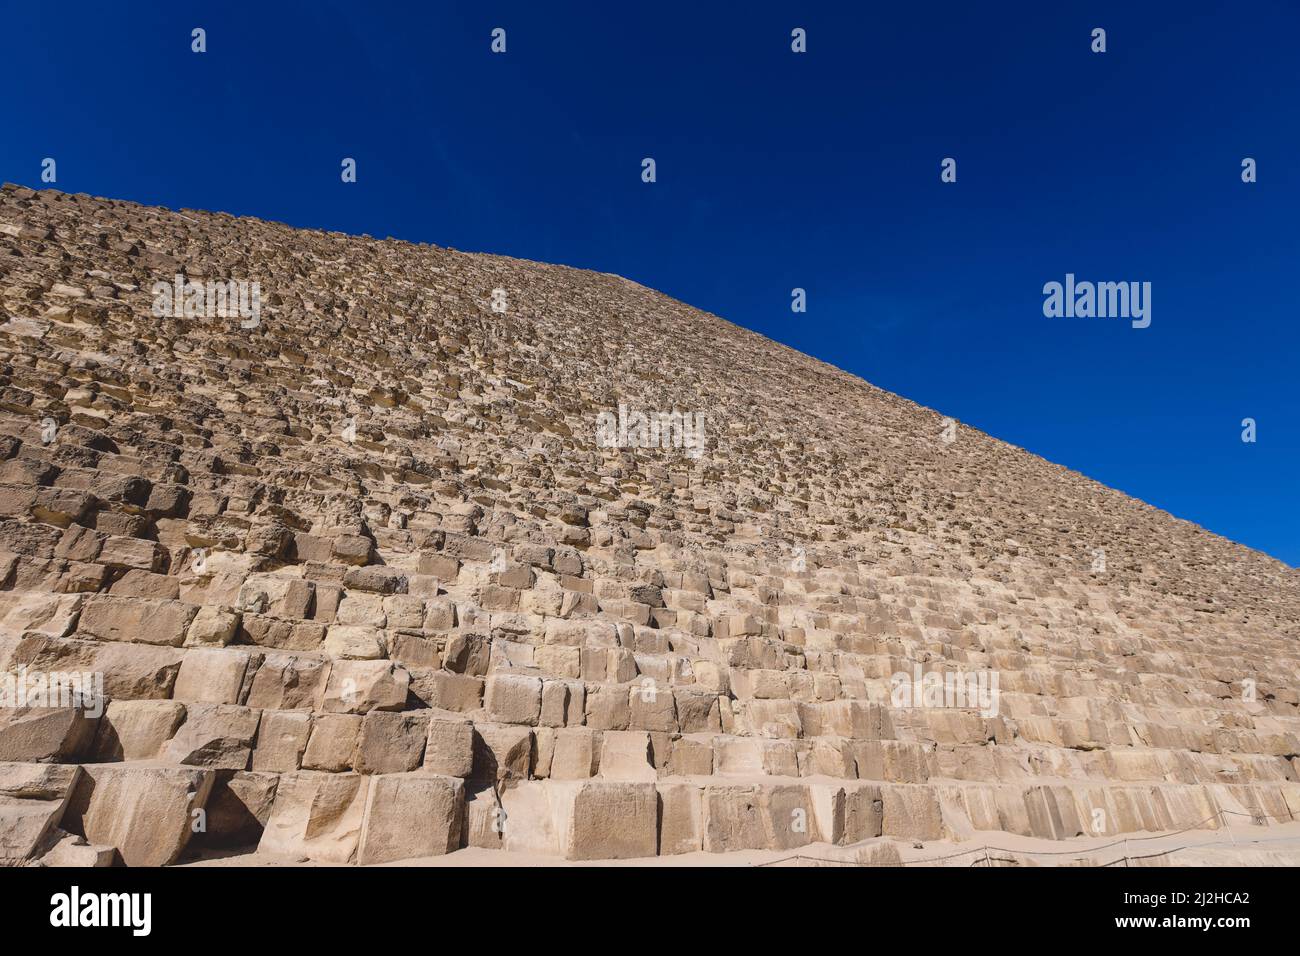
[0,183,1297,865]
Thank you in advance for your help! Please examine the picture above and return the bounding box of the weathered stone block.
[357,772,464,864]
[161,703,261,771]
[258,771,369,863]
[355,711,429,774]
[171,647,251,704]
[252,710,311,772]
[424,714,474,777]
[72,764,215,866]
[92,700,186,761]
[78,596,197,647]
[302,713,362,772]
[485,672,542,725]
[322,660,409,714]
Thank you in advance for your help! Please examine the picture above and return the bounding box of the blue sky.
[2,1,1297,565]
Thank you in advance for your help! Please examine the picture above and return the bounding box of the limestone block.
[161,703,261,770]
[567,781,657,860]
[92,700,186,761]
[183,605,241,647]
[78,596,197,647]
[599,730,656,782]
[0,592,83,638]
[550,728,600,780]
[171,647,251,704]
[673,688,722,734]
[485,671,542,726]
[355,711,429,774]
[37,829,115,867]
[628,682,678,733]
[302,713,362,772]
[472,722,533,781]
[322,660,409,714]
[245,653,331,710]
[666,735,714,776]
[0,705,99,761]
[357,772,463,864]
[658,782,704,855]
[323,624,387,660]
[0,762,81,861]
[442,632,491,675]
[15,639,184,700]
[252,710,311,772]
[584,682,630,730]
[539,678,582,727]
[422,671,483,712]
[424,714,474,777]
[258,771,370,863]
[202,771,278,847]
[73,763,215,866]
[880,785,942,841]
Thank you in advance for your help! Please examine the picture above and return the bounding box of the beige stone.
[302,713,362,772]
[354,711,429,774]
[73,763,214,866]
[472,723,533,781]
[161,703,261,770]
[0,705,99,762]
[258,771,370,863]
[78,596,197,647]
[551,728,601,780]
[252,710,311,772]
[183,606,241,648]
[424,714,474,777]
[202,771,279,847]
[0,762,82,861]
[658,782,704,855]
[567,781,657,860]
[322,660,409,714]
[357,772,463,864]
[485,671,542,725]
[243,653,330,710]
[598,730,656,782]
[92,700,186,760]
[171,647,251,704]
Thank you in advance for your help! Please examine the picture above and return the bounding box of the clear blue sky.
[2,1,1296,565]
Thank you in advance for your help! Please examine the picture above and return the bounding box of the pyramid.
[0,183,1296,867]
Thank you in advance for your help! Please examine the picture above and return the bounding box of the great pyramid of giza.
[1,183,1297,866]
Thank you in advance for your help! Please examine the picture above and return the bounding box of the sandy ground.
[178,821,1300,867]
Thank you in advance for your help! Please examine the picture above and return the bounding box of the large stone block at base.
[258,771,370,863]
[357,772,464,864]
[658,782,704,855]
[495,779,657,860]
[70,763,215,866]
[567,781,657,860]
[0,762,82,861]
[880,785,942,841]
[702,783,823,852]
